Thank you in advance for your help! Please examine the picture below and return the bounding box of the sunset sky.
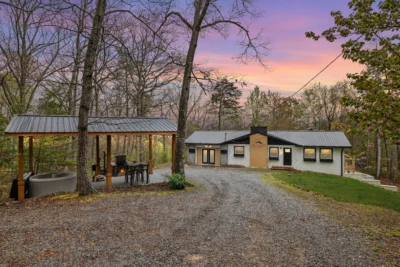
[195,0,364,97]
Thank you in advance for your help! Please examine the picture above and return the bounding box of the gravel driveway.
[0,167,375,266]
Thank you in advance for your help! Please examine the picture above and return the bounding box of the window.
[234,146,245,157]
[303,148,316,161]
[320,148,333,162]
[269,147,279,160]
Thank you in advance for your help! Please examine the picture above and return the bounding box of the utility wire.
[291,35,364,98]
[290,51,344,97]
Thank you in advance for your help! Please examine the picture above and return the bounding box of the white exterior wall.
[227,144,250,167]
[268,145,343,176]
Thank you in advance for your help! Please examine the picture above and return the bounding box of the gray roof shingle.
[186,130,352,148]
[4,115,177,135]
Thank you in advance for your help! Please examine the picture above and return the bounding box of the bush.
[168,173,186,190]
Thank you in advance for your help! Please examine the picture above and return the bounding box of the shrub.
[168,173,186,190]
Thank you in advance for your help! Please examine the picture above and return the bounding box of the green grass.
[272,172,400,213]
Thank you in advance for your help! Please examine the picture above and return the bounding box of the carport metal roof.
[4,115,177,136]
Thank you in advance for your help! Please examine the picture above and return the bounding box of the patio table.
[125,162,149,186]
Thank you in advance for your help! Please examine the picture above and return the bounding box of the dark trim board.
[225,136,250,144]
[267,136,296,146]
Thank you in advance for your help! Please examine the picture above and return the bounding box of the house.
[185,126,352,176]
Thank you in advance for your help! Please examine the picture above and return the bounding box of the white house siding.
[188,144,196,164]
[220,144,228,165]
[227,144,250,167]
[268,145,343,176]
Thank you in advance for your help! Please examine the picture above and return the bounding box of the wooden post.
[18,136,24,202]
[29,137,33,173]
[95,135,100,176]
[148,134,153,174]
[106,135,112,189]
[171,134,176,173]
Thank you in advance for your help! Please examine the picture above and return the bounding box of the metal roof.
[185,130,250,144]
[185,130,352,148]
[268,131,352,147]
[4,115,177,136]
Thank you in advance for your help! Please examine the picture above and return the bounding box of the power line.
[291,35,363,98]
[290,51,344,97]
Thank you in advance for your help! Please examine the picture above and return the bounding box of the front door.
[283,148,292,166]
[202,149,215,165]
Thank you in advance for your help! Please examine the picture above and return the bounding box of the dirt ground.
[0,167,386,266]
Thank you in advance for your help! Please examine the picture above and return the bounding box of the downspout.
[341,148,344,176]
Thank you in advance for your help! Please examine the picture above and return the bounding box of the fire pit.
[29,172,77,198]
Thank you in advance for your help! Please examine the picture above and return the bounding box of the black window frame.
[303,147,316,162]
[320,148,333,162]
[234,146,245,157]
[269,147,279,160]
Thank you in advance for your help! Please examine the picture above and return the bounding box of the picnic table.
[125,162,149,186]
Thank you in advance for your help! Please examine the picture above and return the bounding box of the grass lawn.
[272,172,400,213]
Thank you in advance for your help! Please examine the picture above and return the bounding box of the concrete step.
[358,179,381,186]
[379,184,398,192]
[344,172,398,192]
[271,166,296,171]
[345,174,375,180]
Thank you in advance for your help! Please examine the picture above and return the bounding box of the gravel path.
[0,167,376,266]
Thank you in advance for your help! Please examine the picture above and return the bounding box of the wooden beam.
[29,137,33,173]
[148,134,153,174]
[106,135,112,189]
[18,136,24,202]
[95,135,100,176]
[171,134,176,173]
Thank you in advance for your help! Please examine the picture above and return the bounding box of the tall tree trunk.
[393,144,400,182]
[68,0,87,116]
[376,135,381,179]
[76,0,107,195]
[173,0,210,174]
[123,93,129,154]
[218,104,222,130]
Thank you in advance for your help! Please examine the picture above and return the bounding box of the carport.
[4,114,177,202]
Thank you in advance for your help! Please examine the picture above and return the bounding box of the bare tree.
[113,19,180,117]
[301,81,355,130]
[0,0,63,116]
[76,0,107,195]
[156,0,269,174]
